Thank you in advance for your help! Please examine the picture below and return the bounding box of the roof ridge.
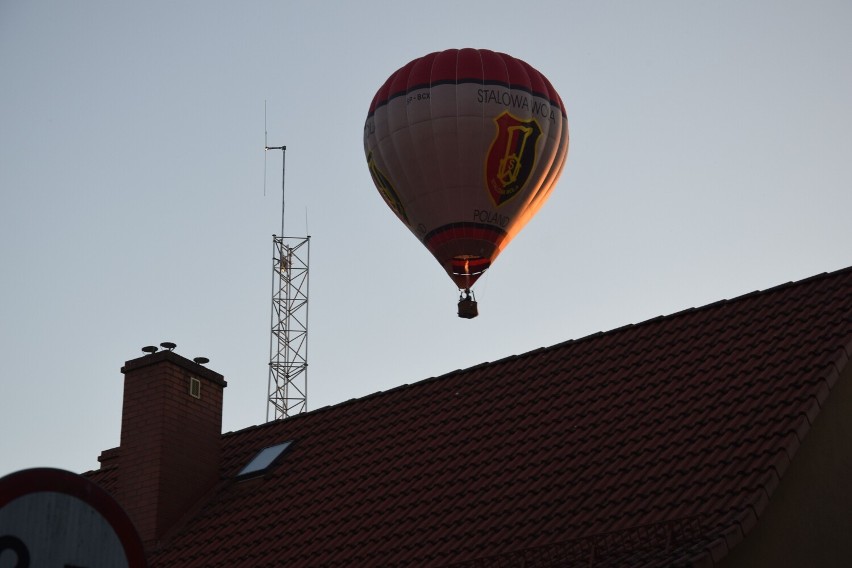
[547,265,852,351]
[223,377,435,438]
[222,265,852,441]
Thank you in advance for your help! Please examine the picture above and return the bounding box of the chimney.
[115,349,226,546]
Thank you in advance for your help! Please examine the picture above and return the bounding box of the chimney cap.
[160,341,177,351]
[194,356,210,365]
[123,349,227,387]
[141,345,158,354]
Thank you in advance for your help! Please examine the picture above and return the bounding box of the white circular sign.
[0,468,145,567]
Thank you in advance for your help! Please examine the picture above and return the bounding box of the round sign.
[0,468,146,567]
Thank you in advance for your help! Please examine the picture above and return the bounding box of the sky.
[2,0,851,476]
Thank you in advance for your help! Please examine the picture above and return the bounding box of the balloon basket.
[457,291,478,319]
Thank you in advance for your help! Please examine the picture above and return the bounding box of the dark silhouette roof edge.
[223,265,852,441]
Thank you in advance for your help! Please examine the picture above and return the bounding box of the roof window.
[237,441,293,478]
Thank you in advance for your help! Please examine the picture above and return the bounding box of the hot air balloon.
[364,48,568,318]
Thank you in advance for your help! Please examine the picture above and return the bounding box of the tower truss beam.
[267,235,310,421]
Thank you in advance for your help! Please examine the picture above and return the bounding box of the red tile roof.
[91,266,852,566]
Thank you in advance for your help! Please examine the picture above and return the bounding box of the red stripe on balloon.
[424,223,507,249]
[367,49,565,116]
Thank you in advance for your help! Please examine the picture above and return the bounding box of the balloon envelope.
[364,48,568,289]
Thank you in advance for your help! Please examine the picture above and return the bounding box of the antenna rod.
[265,145,286,236]
[264,101,267,196]
[264,102,287,233]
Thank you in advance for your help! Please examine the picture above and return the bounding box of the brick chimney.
[114,349,226,546]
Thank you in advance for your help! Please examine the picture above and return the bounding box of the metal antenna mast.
[265,136,310,422]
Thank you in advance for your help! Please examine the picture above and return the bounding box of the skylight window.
[237,441,293,478]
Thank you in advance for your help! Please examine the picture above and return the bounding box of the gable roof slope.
[110,267,852,566]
